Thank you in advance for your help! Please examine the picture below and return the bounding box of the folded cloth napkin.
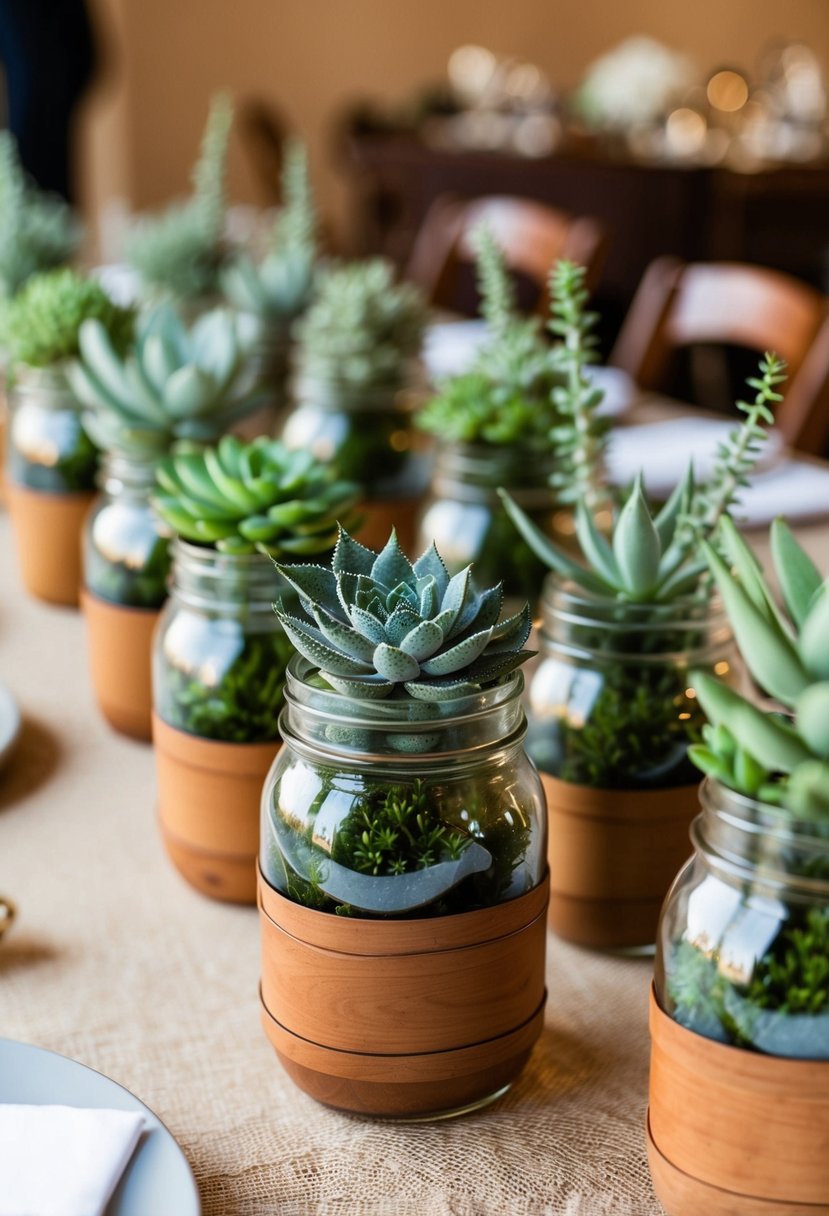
[608,418,829,525]
[0,1104,145,1216]
[607,417,784,496]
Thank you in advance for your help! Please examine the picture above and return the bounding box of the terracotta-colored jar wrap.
[258,872,549,1117]
[354,497,418,556]
[153,712,279,905]
[648,985,829,1214]
[7,484,94,606]
[81,591,159,741]
[541,773,699,949]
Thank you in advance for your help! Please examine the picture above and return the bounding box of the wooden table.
[1,441,826,1215]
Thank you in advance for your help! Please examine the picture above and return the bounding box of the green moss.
[2,269,133,368]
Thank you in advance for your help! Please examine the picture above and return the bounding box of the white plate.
[0,682,21,773]
[422,320,636,416]
[0,1039,200,1215]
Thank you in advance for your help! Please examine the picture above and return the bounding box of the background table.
[1,497,827,1216]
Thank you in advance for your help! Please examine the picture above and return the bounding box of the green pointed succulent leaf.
[771,517,823,630]
[655,462,694,550]
[384,603,423,646]
[333,528,376,577]
[783,760,829,819]
[371,531,414,589]
[687,744,737,787]
[372,643,421,682]
[323,673,395,699]
[277,609,370,676]
[612,475,662,599]
[399,619,445,662]
[703,540,810,707]
[419,627,493,676]
[348,605,388,645]
[417,575,439,619]
[413,543,450,597]
[795,682,829,759]
[718,515,792,637]
[311,603,377,664]
[799,583,829,679]
[274,562,340,614]
[497,488,611,595]
[575,501,621,588]
[693,672,812,774]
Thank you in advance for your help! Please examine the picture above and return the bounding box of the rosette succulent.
[123,94,232,304]
[153,435,360,558]
[691,515,829,819]
[273,528,533,702]
[69,303,262,456]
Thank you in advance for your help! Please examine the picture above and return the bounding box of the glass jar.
[261,658,547,918]
[527,578,734,788]
[280,370,432,500]
[656,778,829,1059]
[7,366,98,493]
[153,539,295,743]
[84,451,170,609]
[415,442,559,604]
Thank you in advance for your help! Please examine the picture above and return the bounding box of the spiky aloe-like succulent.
[293,259,426,393]
[0,132,82,299]
[152,436,360,557]
[222,140,316,326]
[68,303,261,456]
[1,268,134,369]
[418,227,564,448]
[273,529,533,702]
[690,516,829,819]
[123,94,232,302]
[500,353,786,604]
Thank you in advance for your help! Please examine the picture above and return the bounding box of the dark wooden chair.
[406,194,606,318]
[610,256,829,454]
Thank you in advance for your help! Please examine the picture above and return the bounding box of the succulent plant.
[123,94,233,303]
[293,259,426,395]
[418,227,565,448]
[222,140,316,326]
[690,515,829,819]
[68,303,261,456]
[273,528,533,702]
[1,268,134,369]
[500,352,786,605]
[153,435,360,558]
[0,132,82,299]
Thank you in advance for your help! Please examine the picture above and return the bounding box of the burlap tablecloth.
[2,510,827,1216]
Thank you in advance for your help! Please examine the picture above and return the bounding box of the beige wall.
[77,0,829,252]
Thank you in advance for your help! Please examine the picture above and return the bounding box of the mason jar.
[531,577,735,950]
[7,366,98,493]
[84,451,170,609]
[656,777,829,1059]
[415,442,560,607]
[153,539,295,743]
[280,370,432,552]
[262,658,547,916]
[528,579,734,788]
[258,657,549,1117]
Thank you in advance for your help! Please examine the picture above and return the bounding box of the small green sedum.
[273,528,534,702]
[1,268,134,370]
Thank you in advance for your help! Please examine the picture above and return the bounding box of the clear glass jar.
[415,442,559,604]
[656,778,829,1059]
[261,658,547,918]
[7,366,98,493]
[84,451,171,608]
[527,578,734,788]
[280,370,432,500]
[153,539,295,743]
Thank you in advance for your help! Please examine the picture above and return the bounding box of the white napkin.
[0,1104,145,1216]
[607,417,829,525]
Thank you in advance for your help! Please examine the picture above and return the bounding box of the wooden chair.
[406,194,606,318]
[610,256,829,454]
